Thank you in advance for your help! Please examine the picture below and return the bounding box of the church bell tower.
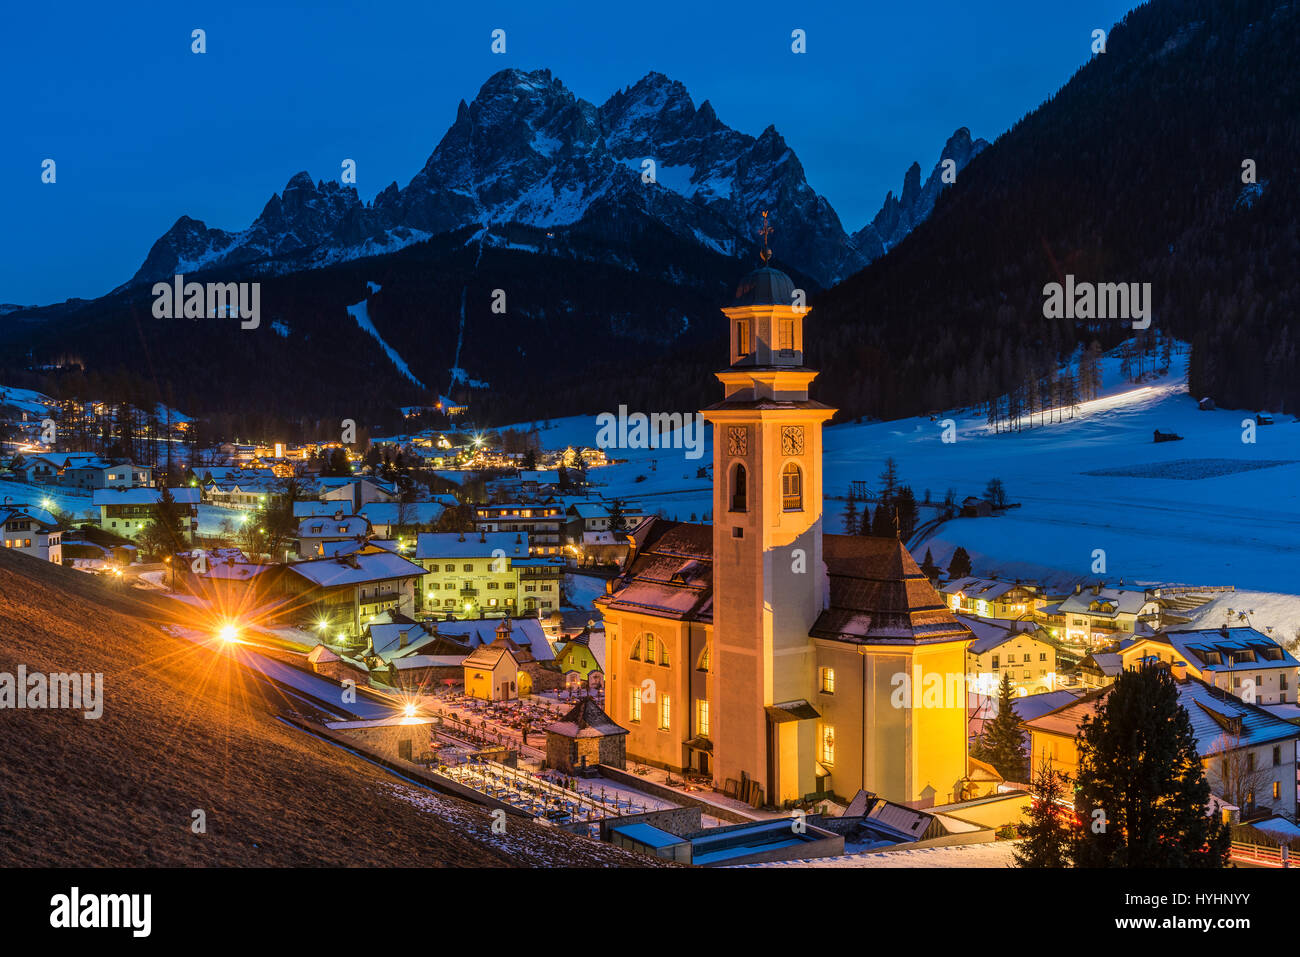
[702,216,836,805]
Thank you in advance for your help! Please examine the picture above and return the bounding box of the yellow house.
[963,616,1059,697]
[598,261,972,809]
[1025,672,1300,820]
[554,635,602,687]
[462,639,529,700]
[1120,627,1300,705]
[941,578,1043,620]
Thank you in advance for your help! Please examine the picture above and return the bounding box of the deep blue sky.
[2,0,1136,305]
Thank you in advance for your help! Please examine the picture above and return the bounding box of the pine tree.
[842,496,859,535]
[947,546,972,580]
[877,457,900,502]
[1014,757,1073,867]
[977,672,1029,782]
[920,548,940,582]
[870,503,894,537]
[894,486,918,540]
[1071,665,1230,867]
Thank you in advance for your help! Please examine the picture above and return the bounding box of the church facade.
[596,264,972,809]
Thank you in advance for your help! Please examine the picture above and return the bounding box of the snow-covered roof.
[1059,587,1154,617]
[435,617,554,661]
[298,515,370,539]
[957,614,1038,654]
[285,551,426,588]
[1158,627,1298,673]
[93,487,201,506]
[415,531,527,560]
[940,577,1034,600]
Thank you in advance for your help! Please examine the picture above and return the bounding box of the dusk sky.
[3,0,1135,305]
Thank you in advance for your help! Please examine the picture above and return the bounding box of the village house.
[415,530,529,618]
[941,577,1043,620]
[1077,650,1124,689]
[296,512,373,558]
[1056,583,1161,646]
[317,476,398,512]
[93,487,200,542]
[280,550,426,638]
[961,615,1059,696]
[475,502,566,555]
[553,629,604,692]
[462,622,545,699]
[0,504,62,563]
[193,466,282,510]
[1024,666,1300,821]
[1121,627,1300,705]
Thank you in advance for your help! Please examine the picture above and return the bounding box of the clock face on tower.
[781,425,805,455]
[727,426,748,456]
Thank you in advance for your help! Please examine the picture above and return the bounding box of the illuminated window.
[730,463,747,512]
[697,699,709,736]
[820,667,835,694]
[629,691,642,722]
[820,725,835,765]
[781,463,802,511]
[658,694,671,731]
[645,636,656,663]
[778,318,794,351]
[659,640,670,666]
[697,645,711,672]
[1274,781,1282,800]
[736,319,751,357]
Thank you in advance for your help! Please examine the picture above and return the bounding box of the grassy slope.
[0,549,650,867]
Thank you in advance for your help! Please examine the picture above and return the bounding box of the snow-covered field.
[513,347,1300,595]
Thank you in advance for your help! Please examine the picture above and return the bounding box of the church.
[596,259,974,809]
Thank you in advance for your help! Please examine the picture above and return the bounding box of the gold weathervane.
[758,210,774,263]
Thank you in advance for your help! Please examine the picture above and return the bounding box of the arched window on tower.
[782,462,803,511]
[730,463,747,512]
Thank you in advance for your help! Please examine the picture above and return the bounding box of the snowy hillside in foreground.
[510,344,1300,594]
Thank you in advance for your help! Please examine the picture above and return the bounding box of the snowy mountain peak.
[126,69,983,290]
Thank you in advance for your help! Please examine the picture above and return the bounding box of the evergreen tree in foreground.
[1071,665,1229,867]
[973,672,1029,782]
[1014,757,1073,867]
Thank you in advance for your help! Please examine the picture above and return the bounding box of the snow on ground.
[564,572,608,611]
[0,479,96,520]
[1184,590,1300,643]
[506,348,1300,594]
[347,297,426,389]
[742,839,1018,868]
[0,385,57,416]
[824,351,1300,592]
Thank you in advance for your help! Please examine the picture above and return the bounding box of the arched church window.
[645,635,657,663]
[781,462,803,511]
[730,463,747,512]
[697,645,711,673]
[629,638,641,661]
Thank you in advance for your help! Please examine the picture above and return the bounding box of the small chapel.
[596,248,974,809]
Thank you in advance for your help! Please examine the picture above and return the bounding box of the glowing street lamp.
[216,623,239,645]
